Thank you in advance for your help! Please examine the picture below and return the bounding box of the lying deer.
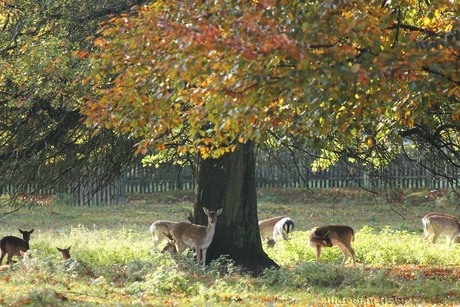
[308,225,355,266]
[172,207,223,265]
[258,216,286,241]
[422,212,460,248]
[0,229,34,265]
[57,246,72,260]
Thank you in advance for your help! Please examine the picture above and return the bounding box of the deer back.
[423,213,460,235]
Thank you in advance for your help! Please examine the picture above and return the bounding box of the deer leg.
[432,233,440,244]
[336,243,349,266]
[348,246,356,266]
[7,253,13,265]
[202,248,207,265]
[195,247,202,264]
[315,245,322,262]
[0,251,5,265]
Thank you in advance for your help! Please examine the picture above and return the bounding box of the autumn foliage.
[85,0,459,159]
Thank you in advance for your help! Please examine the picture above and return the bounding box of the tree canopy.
[0,0,143,203]
[86,0,459,173]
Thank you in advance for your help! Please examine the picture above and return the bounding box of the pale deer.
[422,212,460,248]
[149,220,178,251]
[172,207,223,265]
[258,216,286,241]
[273,217,295,243]
[57,246,72,260]
[0,229,34,265]
[308,225,355,266]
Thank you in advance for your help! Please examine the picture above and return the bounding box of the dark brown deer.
[308,225,355,266]
[56,246,72,260]
[0,229,34,265]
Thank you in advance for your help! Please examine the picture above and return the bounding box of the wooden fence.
[0,153,457,205]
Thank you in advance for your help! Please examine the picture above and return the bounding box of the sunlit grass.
[1,189,460,305]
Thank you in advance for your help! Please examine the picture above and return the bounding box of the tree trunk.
[193,141,279,275]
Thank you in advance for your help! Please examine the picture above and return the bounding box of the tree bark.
[193,141,279,275]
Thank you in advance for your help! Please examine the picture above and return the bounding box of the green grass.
[1,188,460,305]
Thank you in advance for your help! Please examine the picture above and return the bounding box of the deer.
[161,232,177,254]
[272,217,295,243]
[150,219,179,252]
[308,225,355,266]
[172,207,223,265]
[422,212,460,248]
[57,246,72,260]
[258,216,286,241]
[0,229,34,265]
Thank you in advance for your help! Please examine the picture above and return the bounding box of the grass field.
[1,188,460,306]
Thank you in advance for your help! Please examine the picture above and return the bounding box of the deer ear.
[216,208,223,215]
[202,207,209,214]
[30,229,34,233]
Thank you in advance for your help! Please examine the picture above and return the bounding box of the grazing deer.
[422,212,460,248]
[0,229,34,265]
[57,246,72,260]
[308,225,355,266]
[172,207,223,265]
[258,216,286,241]
[150,220,178,252]
[162,232,177,254]
[273,217,295,243]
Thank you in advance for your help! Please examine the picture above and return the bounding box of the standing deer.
[57,246,72,260]
[308,225,355,266]
[172,207,223,265]
[422,212,460,248]
[273,217,295,242]
[258,216,286,241]
[0,229,34,265]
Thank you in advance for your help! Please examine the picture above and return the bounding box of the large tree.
[85,0,459,270]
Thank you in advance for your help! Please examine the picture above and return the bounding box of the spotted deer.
[422,212,460,248]
[258,216,286,241]
[57,246,72,260]
[0,229,34,265]
[172,207,223,265]
[308,225,355,266]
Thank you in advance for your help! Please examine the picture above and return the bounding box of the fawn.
[57,246,72,260]
[308,225,355,266]
[0,229,34,265]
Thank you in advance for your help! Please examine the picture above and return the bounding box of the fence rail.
[0,152,457,205]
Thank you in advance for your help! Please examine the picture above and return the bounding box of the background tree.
[85,0,458,271]
[0,0,148,208]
